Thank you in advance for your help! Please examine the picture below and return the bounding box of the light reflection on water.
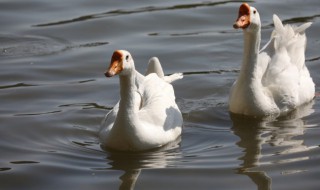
[232,101,316,190]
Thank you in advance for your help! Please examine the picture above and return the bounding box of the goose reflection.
[231,101,315,190]
[104,137,181,190]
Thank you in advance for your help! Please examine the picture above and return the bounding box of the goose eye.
[125,55,129,61]
[253,10,256,14]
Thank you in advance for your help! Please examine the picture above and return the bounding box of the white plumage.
[99,50,183,151]
[229,3,315,117]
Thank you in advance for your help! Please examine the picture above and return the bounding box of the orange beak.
[233,3,251,29]
[104,50,123,77]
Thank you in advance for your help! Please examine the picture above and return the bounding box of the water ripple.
[0,83,36,90]
[282,14,320,24]
[261,14,320,29]
[34,0,253,27]
[14,110,62,117]
[59,103,112,110]
[0,168,11,172]
[181,69,239,76]
[0,34,67,58]
[10,161,39,164]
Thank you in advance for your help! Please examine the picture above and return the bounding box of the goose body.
[99,50,183,151]
[229,3,315,117]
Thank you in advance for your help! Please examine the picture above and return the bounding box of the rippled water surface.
[1,0,320,189]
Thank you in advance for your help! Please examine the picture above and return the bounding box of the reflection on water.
[232,117,272,190]
[99,100,316,190]
[231,101,315,190]
[98,138,181,190]
[119,169,141,190]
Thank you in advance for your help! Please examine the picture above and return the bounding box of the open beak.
[233,3,250,29]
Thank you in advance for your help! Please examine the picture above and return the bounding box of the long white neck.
[238,28,261,83]
[118,70,139,116]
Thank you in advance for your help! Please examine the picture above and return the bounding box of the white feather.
[229,5,315,117]
[100,50,183,151]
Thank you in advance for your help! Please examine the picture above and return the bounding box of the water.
[1,0,320,189]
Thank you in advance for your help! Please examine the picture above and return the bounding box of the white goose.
[99,50,183,151]
[229,3,315,117]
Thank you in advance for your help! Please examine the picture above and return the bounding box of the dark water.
[1,0,320,189]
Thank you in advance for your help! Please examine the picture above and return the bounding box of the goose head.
[233,3,261,32]
[105,50,134,77]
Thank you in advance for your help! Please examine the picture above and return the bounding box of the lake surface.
[1,0,320,189]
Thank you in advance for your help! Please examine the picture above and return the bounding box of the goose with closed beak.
[99,50,183,151]
[229,3,315,117]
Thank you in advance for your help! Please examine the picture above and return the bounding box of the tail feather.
[273,14,285,35]
[146,57,165,78]
[164,73,183,83]
[294,22,312,34]
[146,57,183,83]
[270,14,311,69]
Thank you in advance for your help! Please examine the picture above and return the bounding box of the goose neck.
[240,29,261,81]
[118,70,138,113]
